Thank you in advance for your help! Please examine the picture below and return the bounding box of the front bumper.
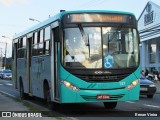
[60,84,140,103]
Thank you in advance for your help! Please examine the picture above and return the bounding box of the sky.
[0,0,160,57]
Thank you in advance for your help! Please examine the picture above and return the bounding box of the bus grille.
[81,94,125,101]
[75,74,129,82]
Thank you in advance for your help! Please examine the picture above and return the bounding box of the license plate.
[96,94,110,100]
[140,88,148,91]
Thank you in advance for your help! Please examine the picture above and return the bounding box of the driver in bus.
[64,51,73,62]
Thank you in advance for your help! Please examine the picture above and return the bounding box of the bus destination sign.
[67,14,129,23]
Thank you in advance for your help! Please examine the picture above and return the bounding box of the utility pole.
[0,42,7,69]
[2,36,11,69]
[4,43,7,69]
[0,48,2,70]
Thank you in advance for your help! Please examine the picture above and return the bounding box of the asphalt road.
[0,79,160,120]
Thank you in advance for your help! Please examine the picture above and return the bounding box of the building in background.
[138,1,160,73]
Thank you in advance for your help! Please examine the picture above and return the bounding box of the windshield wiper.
[87,34,91,58]
[78,24,91,57]
[107,24,124,54]
[109,24,124,42]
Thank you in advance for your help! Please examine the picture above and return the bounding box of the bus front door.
[54,41,60,100]
[51,22,60,101]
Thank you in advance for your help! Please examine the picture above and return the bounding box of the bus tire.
[103,102,117,109]
[44,83,55,110]
[20,81,27,100]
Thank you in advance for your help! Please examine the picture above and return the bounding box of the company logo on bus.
[94,71,111,74]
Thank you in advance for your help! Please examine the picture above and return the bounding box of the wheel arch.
[43,79,50,99]
[19,76,23,89]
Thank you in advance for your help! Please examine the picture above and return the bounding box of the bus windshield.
[63,27,139,69]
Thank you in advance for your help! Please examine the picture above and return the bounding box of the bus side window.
[38,43,44,55]
[18,38,23,48]
[17,37,25,58]
[44,41,50,54]
[37,29,44,43]
[23,37,26,47]
[32,29,45,56]
[32,32,37,56]
[45,26,51,40]
[34,32,38,44]
[32,44,38,56]
[37,31,40,43]
[40,29,44,43]
[44,26,51,55]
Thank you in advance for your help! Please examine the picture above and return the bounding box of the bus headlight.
[61,80,79,92]
[126,79,139,90]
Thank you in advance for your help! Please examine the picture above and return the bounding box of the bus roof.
[13,10,135,40]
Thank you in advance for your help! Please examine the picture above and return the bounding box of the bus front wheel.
[44,83,56,110]
[103,102,117,109]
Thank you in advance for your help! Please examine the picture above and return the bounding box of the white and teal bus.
[12,10,140,109]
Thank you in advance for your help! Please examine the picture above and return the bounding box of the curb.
[0,90,49,111]
[0,90,16,98]
[0,90,68,118]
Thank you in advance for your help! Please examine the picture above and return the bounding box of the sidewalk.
[0,93,59,120]
[0,93,29,111]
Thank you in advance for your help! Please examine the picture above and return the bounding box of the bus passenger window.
[45,41,50,54]
[17,49,25,58]
[32,44,38,56]
[34,32,38,44]
[40,29,44,43]
[23,37,26,47]
[44,26,50,55]
[45,26,51,40]
[38,43,44,55]
[37,31,40,43]
[18,38,23,48]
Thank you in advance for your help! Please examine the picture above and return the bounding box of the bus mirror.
[53,27,60,42]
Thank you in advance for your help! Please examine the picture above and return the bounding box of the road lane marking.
[0,91,16,98]
[126,101,160,109]
[67,117,79,120]
[144,104,160,109]
[0,80,10,82]
[5,83,13,86]
[126,101,135,103]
